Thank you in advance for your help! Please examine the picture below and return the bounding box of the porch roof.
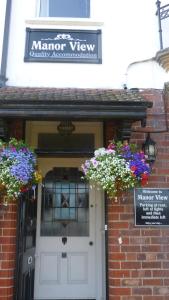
[0,86,152,125]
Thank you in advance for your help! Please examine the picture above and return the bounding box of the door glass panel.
[41,167,89,236]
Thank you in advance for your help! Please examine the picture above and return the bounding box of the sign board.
[24,28,102,64]
[134,188,169,226]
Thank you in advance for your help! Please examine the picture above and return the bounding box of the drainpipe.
[0,0,12,87]
[156,0,163,50]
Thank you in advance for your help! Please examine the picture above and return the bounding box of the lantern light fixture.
[142,133,157,164]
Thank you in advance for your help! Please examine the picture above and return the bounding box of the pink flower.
[107,143,115,150]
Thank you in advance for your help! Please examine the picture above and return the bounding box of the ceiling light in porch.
[57,121,75,135]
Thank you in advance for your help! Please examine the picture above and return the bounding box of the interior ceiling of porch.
[0,86,152,125]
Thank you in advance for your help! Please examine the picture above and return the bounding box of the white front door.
[34,158,105,300]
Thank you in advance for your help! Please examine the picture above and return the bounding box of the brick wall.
[106,88,169,300]
[0,204,17,300]
[108,195,169,300]
[0,120,24,300]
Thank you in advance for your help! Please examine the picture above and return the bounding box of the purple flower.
[0,138,38,198]
[91,158,99,168]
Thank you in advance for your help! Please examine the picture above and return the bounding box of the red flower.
[141,173,148,179]
[20,186,29,193]
[131,166,137,172]
[141,173,148,186]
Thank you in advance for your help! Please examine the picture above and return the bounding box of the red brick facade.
[107,88,169,300]
[0,204,17,300]
[0,89,169,299]
[0,120,24,300]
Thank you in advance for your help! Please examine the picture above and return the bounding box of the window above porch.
[39,0,90,18]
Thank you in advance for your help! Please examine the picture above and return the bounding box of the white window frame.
[39,0,49,17]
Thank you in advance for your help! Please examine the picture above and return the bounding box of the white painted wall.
[126,59,168,89]
[0,0,168,89]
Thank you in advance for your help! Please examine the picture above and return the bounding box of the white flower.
[105,149,115,155]
[94,148,106,157]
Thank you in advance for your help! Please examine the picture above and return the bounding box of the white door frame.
[26,121,106,300]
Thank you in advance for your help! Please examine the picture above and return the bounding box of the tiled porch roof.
[0,86,148,102]
[0,86,152,126]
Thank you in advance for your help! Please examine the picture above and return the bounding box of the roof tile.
[0,86,146,103]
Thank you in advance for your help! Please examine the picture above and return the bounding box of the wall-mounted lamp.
[142,133,157,164]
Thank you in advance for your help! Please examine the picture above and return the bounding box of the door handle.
[89,241,93,246]
[62,237,67,245]
[27,256,33,265]
[62,252,67,258]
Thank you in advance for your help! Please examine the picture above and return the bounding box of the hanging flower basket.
[0,138,42,203]
[81,140,151,198]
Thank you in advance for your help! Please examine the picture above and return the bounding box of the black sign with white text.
[135,188,169,226]
[24,28,102,64]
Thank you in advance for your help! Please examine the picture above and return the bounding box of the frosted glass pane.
[40,0,90,18]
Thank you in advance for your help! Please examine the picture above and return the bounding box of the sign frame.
[134,188,169,227]
[24,28,102,64]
